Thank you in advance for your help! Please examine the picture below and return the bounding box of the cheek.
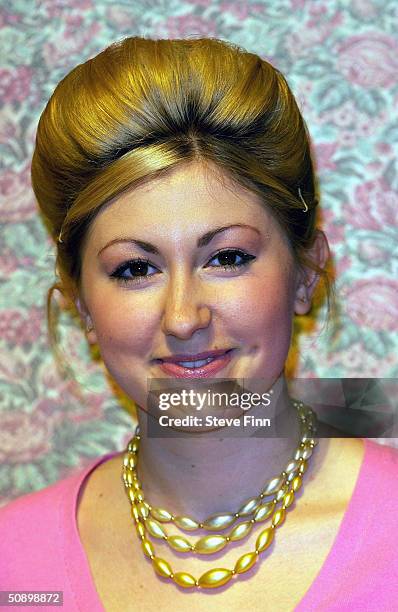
[89,291,158,357]
[227,273,295,342]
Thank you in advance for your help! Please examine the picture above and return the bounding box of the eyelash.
[109,249,256,286]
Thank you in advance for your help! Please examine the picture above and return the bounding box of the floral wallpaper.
[0,0,397,506]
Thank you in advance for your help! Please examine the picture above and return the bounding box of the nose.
[160,270,211,339]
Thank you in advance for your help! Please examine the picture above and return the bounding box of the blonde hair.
[31,36,333,377]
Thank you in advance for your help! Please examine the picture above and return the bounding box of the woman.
[1,36,397,611]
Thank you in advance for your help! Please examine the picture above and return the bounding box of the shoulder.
[0,474,71,530]
[362,438,398,478]
[336,438,398,495]
[0,455,95,518]
[344,439,398,532]
[0,451,118,532]
[0,456,105,584]
[0,468,81,553]
[0,479,69,586]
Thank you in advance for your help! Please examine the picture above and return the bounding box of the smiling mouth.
[154,349,234,366]
[166,356,220,368]
[154,349,235,378]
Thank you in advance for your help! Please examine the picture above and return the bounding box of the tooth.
[177,357,214,367]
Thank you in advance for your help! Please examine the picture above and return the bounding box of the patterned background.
[1,0,397,507]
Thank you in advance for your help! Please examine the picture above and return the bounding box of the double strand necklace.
[122,400,318,590]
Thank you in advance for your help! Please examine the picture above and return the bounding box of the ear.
[294,230,330,315]
[75,296,97,345]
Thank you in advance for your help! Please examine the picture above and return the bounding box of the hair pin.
[298,187,309,212]
[58,229,64,244]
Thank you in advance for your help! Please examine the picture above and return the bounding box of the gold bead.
[302,447,313,460]
[262,475,284,496]
[194,534,227,555]
[285,459,299,474]
[167,535,192,553]
[282,490,295,509]
[229,520,253,541]
[135,491,145,503]
[174,516,200,531]
[128,439,140,453]
[255,527,274,553]
[173,572,197,588]
[254,501,274,522]
[131,506,140,522]
[126,471,135,486]
[238,496,261,516]
[132,479,141,491]
[150,507,173,522]
[272,507,286,528]
[292,475,302,492]
[136,522,145,539]
[152,556,173,578]
[146,518,167,539]
[141,538,155,558]
[294,447,303,461]
[202,513,236,531]
[198,568,233,588]
[299,459,308,474]
[234,551,258,574]
[275,484,289,502]
[138,502,149,519]
[128,454,137,469]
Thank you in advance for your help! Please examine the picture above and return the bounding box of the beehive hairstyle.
[31,36,332,374]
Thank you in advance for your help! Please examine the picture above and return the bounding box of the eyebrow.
[97,224,261,256]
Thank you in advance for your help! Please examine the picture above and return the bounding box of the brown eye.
[127,261,150,276]
[207,249,256,270]
[110,259,158,285]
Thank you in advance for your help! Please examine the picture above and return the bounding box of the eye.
[109,258,158,285]
[206,249,256,271]
[109,249,256,286]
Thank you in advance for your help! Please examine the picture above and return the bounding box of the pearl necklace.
[122,400,317,590]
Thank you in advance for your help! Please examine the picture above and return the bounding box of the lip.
[156,349,233,363]
[155,349,235,378]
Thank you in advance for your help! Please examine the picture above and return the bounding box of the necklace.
[122,400,317,589]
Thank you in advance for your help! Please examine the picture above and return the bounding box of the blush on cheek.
[92,301,158,366]
[237,280,294,369]
[235,276,293,333]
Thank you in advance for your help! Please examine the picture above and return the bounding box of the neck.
[134,373,308,520]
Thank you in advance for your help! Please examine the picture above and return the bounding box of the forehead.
[85,161,280,246]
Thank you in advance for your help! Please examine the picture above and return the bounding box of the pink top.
[0,438,397,611]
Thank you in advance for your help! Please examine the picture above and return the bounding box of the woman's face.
[77,161,311,409]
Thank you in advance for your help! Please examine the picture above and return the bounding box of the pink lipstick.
[155,349,234,378]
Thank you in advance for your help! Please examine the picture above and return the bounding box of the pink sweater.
[0,438,397,611]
